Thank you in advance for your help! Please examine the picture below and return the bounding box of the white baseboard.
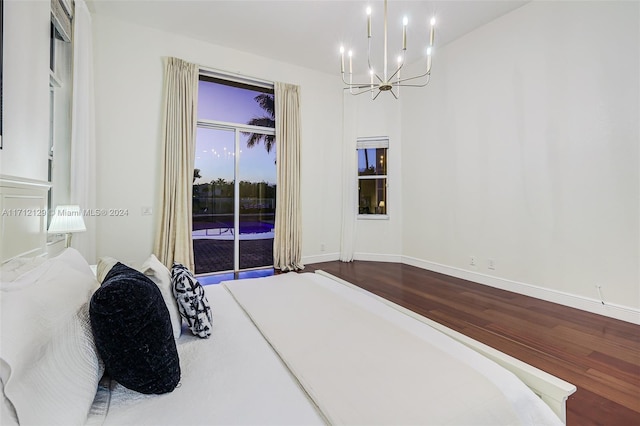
[354,252,403,263]
[402,256,640,325]
[303,252,402,265]
[303,252,340,265]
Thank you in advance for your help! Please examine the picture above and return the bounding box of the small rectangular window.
[357,137,388,216]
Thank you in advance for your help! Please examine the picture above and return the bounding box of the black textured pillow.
[89,262,180,394]
[171,262,213,338]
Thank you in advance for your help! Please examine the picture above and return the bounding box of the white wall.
[1,0,50,182]
[401,1,639,319]
[345,93,403,261]
[91,15,343,265]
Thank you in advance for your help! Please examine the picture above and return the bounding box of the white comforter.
[88,283,324,425]
[224,272,563,426]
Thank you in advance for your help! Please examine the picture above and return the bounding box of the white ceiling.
[87,0,528,76]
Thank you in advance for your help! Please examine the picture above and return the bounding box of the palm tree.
[244,93,275,153]
[193,168,202,183]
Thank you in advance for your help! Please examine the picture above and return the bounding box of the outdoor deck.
[193,238,273,274]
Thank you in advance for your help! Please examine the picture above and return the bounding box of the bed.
[0,177,576,426]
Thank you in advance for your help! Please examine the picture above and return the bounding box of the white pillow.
[1,248,95,291]
[96,256,119,283]
[0,256,47,283]
[96,255,182,339]
[140,254,183,339]
[0,248,103,425]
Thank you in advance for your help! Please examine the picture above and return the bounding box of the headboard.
[0,175,51,263]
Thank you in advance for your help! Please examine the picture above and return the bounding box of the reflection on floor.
[197,268,275,286]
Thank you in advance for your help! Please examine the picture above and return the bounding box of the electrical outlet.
[488,259,495,270]
[470,256,476,266]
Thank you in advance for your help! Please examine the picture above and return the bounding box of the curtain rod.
[198,65,274,90]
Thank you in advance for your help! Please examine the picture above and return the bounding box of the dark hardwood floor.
[305,261,640,426]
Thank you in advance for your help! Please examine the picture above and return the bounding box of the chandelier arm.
[365,38,384,83]
[347,86,379,96]
[344,83,379,90]
[388,61,405,82]
[389,88,399,99]
[341,72,376,88]
[396,69,431,84]
[395,75,432,88]
[396,82,432,88]
[342,73,385,88]
[340,72,351,86]
[367,37,374,76]
[372,89,384,101]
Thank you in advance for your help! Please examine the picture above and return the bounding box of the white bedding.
[88,284,324,426]
[91,271,563,426]
[224,272,563,426]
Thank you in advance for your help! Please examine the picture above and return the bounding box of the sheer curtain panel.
[154,57,199,271]
[273,82,304,271]
[340,93,358,262]
[70,0,97,263]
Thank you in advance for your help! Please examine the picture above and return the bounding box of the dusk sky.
[195,80,276,185]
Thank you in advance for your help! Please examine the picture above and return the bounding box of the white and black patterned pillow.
[171,262,212,338]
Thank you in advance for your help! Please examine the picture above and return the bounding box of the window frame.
[47,15,71,232]
[356,136,389,220]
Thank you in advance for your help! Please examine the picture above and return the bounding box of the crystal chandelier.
[340,0,436,99]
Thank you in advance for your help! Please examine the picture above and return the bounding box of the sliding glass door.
[238,130,276,270]
[192,127,236,273]
[193,75,276,275]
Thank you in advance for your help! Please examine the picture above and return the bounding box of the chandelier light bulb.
[366,7,372,15]
[402,16,408,50]
[340,45,345,54]
[429,17,436,46]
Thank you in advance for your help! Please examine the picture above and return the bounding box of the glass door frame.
[197,119,275,272]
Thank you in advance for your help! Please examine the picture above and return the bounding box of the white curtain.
[273,82,304,271]
[340,93,357,261]
[153,57,199,271]
[70,0,96,263]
